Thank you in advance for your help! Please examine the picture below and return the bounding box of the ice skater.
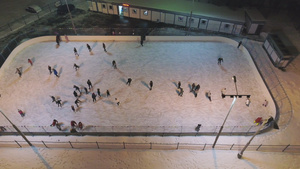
[195,124,202,132]
[87,79,92,89]
[78,122,83,130]
[221,88,226,98]
[56,33,61,46]
[50,95,56,102]
[126,78,132,86]
[53,68,59,77]
[50,119,58,127]
[48,66,52,75]
[245,98,251,107]
[178,87,184,97]
[149,81,153,90]
[177,81,181,89]
[71,120,77,128]
[56,99,62,107]
[64,34,69,42]
[28,59,33,66]
[74,47,79,56]
[106,90,110,97]
[218,57,223,65]
[75,98,81,107]
[71,105,75,112]
[92,93,97,102]
[73,91,78,98]
[97,88,101,97]
[190,83,195,92]
[262,100,268,107]
[140,39,144,46]
[112,60,117,69]
[86,44,92,52]
[237,41,242,48]
[15,67,22,77]
[73,63,80,71]
[18,109,25,117]
[102,43,107,52]
[115,98,120,106]
[206,91,212,102]
[84,87,88,94]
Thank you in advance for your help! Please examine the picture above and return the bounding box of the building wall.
[219,22,234,34]
[187,17,200,28]
[129,7,140,19]
[165,13,174,24]
[160,12,165,22]
[107,3,114,14]
[101,3,108,14]
[112,5,118,15]
[232,25,242,35]
[140,9,151,20]
[122,6,129,17]
[199,19,208,29]
[174,15,187,26]
[96,2,102,12]
[248,23,258,34]
[207,20,221,32]
[152,11,160,22]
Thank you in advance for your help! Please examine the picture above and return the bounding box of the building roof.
[100,0,245,22]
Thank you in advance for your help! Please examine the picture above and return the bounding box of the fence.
[0,125,262,136]
[1,140,299,153]
[243,38,293,130]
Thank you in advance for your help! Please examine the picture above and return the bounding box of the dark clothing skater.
[15,68,22,77]
[28,59,33,66]
[50,96,56,102]
[140,39,144,46]
[126,78,132,86]
[97,88,101,97]
[179,87,184,97]
[191,83,195,92]
[48,66,52,74]
[149,81,153,90]
[218,57,223,65]
[53,69,59,77]
[18,109,25,117]
[73,91,78,98]
[87,44,92,52]
[206,91,212,102]
[73,85,80,92]
[74,47,79,56]
[237,41,242,48]
[87,79,92,89]
[78,122,83,130]
[106,90,110,97]
[50,119,58,126]
[102,43,107,52]
[71,105,75,112]
[56,99,62,107]
[75,99,81,107]
[71,121,77,128]
[92,93,97,102]
[73,64,80,71]
[177,81,181,89]
[112,60,117,69]
[84,87,88,94]
[115,98,120,106]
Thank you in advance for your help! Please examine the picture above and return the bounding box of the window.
[102,4,106,9]
[201,20,207,24]
[109,5,113,10]
[143,10,148,16]
[190,18,194,23]
[178,17,184,22]
[132,9,137,14]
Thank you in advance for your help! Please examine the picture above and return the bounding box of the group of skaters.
[50,119,83,131]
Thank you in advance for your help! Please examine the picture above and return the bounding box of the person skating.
[106,90,110,97]
[177,81,181,89]
[206,91,212,102]
[92,93,97,102]
[71,120,77,128]
[73,85,80,93]
[97,88,101,97]
[87,79,92,89]
[48,65,52,75]
[237,41,242,48]
[86,44,92,52]
[75,98,81,107]
[190,83,195,92]
[84,87,88,94]
[126,78,132,86]
[102,43,107,52]
[50,96,56,102]
[245,98,251,107]
[73,63,80,71]
[18,109,25,117]
[140,39,144,46]
[56,99,62,107]
[112,60,117,69]
[28,59,33,66]
[71,105,75,112]
[115,98,120,106]
[50,119,58,127]
[149,81,153,90]
[15,67,22,77]
[218,57,223,65]
[56,33,61,46]
[53,68,59,77]
[73,91,78,98]
[78,122,83,130]
[74,47,79,56]
[178,87,184,97]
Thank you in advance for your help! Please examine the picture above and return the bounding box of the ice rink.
[0,36,274,130]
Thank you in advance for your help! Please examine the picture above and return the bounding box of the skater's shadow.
[135,45,142,48]
[61,101,68,106]
[176,89,180,96]
[93,79,101,86]
[53,64,57,69]
[92,42,98,49]
[59,67,63,76]
[76,71,80,77]
[172,82,177,88]
[219,65,227,72]
[55,44,59,49]
[76,55,79,60]
[23,66,31,74]
[31,57,36,63]
[78,46,84,54]
[141,81,149,89]
[52,77,59,87]
[106,52,112,56]
[76,107,82,112]
[103,100,114,105]
[8,78,21,86]
[90,51,94,55]
[120,78,127,84]
[83,125,93,131]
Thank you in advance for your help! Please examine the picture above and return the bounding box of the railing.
[0,125,261,136]
[1,140,299,153]
[243,38,293,130]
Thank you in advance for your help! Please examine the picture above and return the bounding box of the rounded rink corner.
[0,35,277,136]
